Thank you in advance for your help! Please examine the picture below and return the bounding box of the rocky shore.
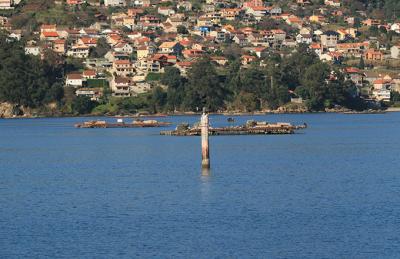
[0,102,30,118]
[0,102,391,119]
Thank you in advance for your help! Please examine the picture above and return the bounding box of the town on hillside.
[0,0,399,115]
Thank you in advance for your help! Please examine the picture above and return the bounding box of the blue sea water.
[1,113,400,258]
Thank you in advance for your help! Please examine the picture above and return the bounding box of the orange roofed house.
[220,8,241,21]
[336,42,369,57]
[243,0,263,8]
[110,76,133,97]
[364,49,383,61]
[40,31,59,41]
[372,78,393,101]
[78,37,97,47]
[67,44,90,58]
[113,59,135,76]
[158,42,183,55]
[83,69,97,79]
[363,19,380,27]
[53,39,66,54]
[40,24,57,33]
[66,0,83,4]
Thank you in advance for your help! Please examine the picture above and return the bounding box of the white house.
[373,88,391,101]
[245,7,268,21]
[324,0,341,7]
[296,34,312,44]
[111,76,133,97]
[8,31,21,40]
[76,88,103,101]
[0,0,12,9]
[25,46,41,56]
[132,82,152,94]
[269,7,282,16]
[66,74,84,88]
[391,45,400,59]
[104,0,126,6]
[67,44,90,58]
[113,42,133,54]
[158,7,175,16]
[390,23,400,34]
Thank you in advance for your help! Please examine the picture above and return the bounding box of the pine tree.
[358,56,365,69]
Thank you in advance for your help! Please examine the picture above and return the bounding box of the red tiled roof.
[344,67,361,74]
[53,39,65,44]
[83,70,96,76]
[114,60,131,65]
[114,77,131,84]
[211,56,228,61]
[67,73,82,80]
[42,31,59,37]
[373,79,392,84]
[80,37,97,45]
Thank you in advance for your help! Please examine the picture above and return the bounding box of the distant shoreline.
[385,107,400,112]
[1,108,396,119]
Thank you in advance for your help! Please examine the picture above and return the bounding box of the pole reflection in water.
[201,168,211,177]
[200,168,211,202]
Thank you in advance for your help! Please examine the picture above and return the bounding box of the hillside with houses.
[0,0,399,116]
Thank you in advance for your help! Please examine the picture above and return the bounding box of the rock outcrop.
[0,102,32,118]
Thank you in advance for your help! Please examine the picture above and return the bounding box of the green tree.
[161,66,183,89]
[72,96,96,114]
[358,56,365,69]
[295,86,310,99]
[276,86,290,105]
[89,37,110,58]
[150,86,167,112]
[161,67,186,111]
[240,65,268,107]
[368,26,379,37]
[185,58,227,111]
[44,82,64,104]
[384,0,400,21]
[177,25,189,34]
[300,62,330,110]
[281,44,318,90]
[0,33,64,108]
[391,91,400,102]
[232,92,260,112]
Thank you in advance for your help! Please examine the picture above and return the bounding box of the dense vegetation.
[148,45,365,113]
[0,31,365,115]
[8,0,99,34]
[344,0,400,22]
[98,46,365,114]
[0,33,64,108]
[2,0,394,115]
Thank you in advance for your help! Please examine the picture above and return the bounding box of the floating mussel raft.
[160,120,307,136]
[75,119,171,128]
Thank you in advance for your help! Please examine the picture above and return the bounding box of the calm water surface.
[1,113,400,258]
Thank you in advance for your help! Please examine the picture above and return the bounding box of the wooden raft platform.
[75,120,171,128]
[160,121,307,136]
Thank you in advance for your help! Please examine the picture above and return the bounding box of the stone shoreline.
[1,109,394,119]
